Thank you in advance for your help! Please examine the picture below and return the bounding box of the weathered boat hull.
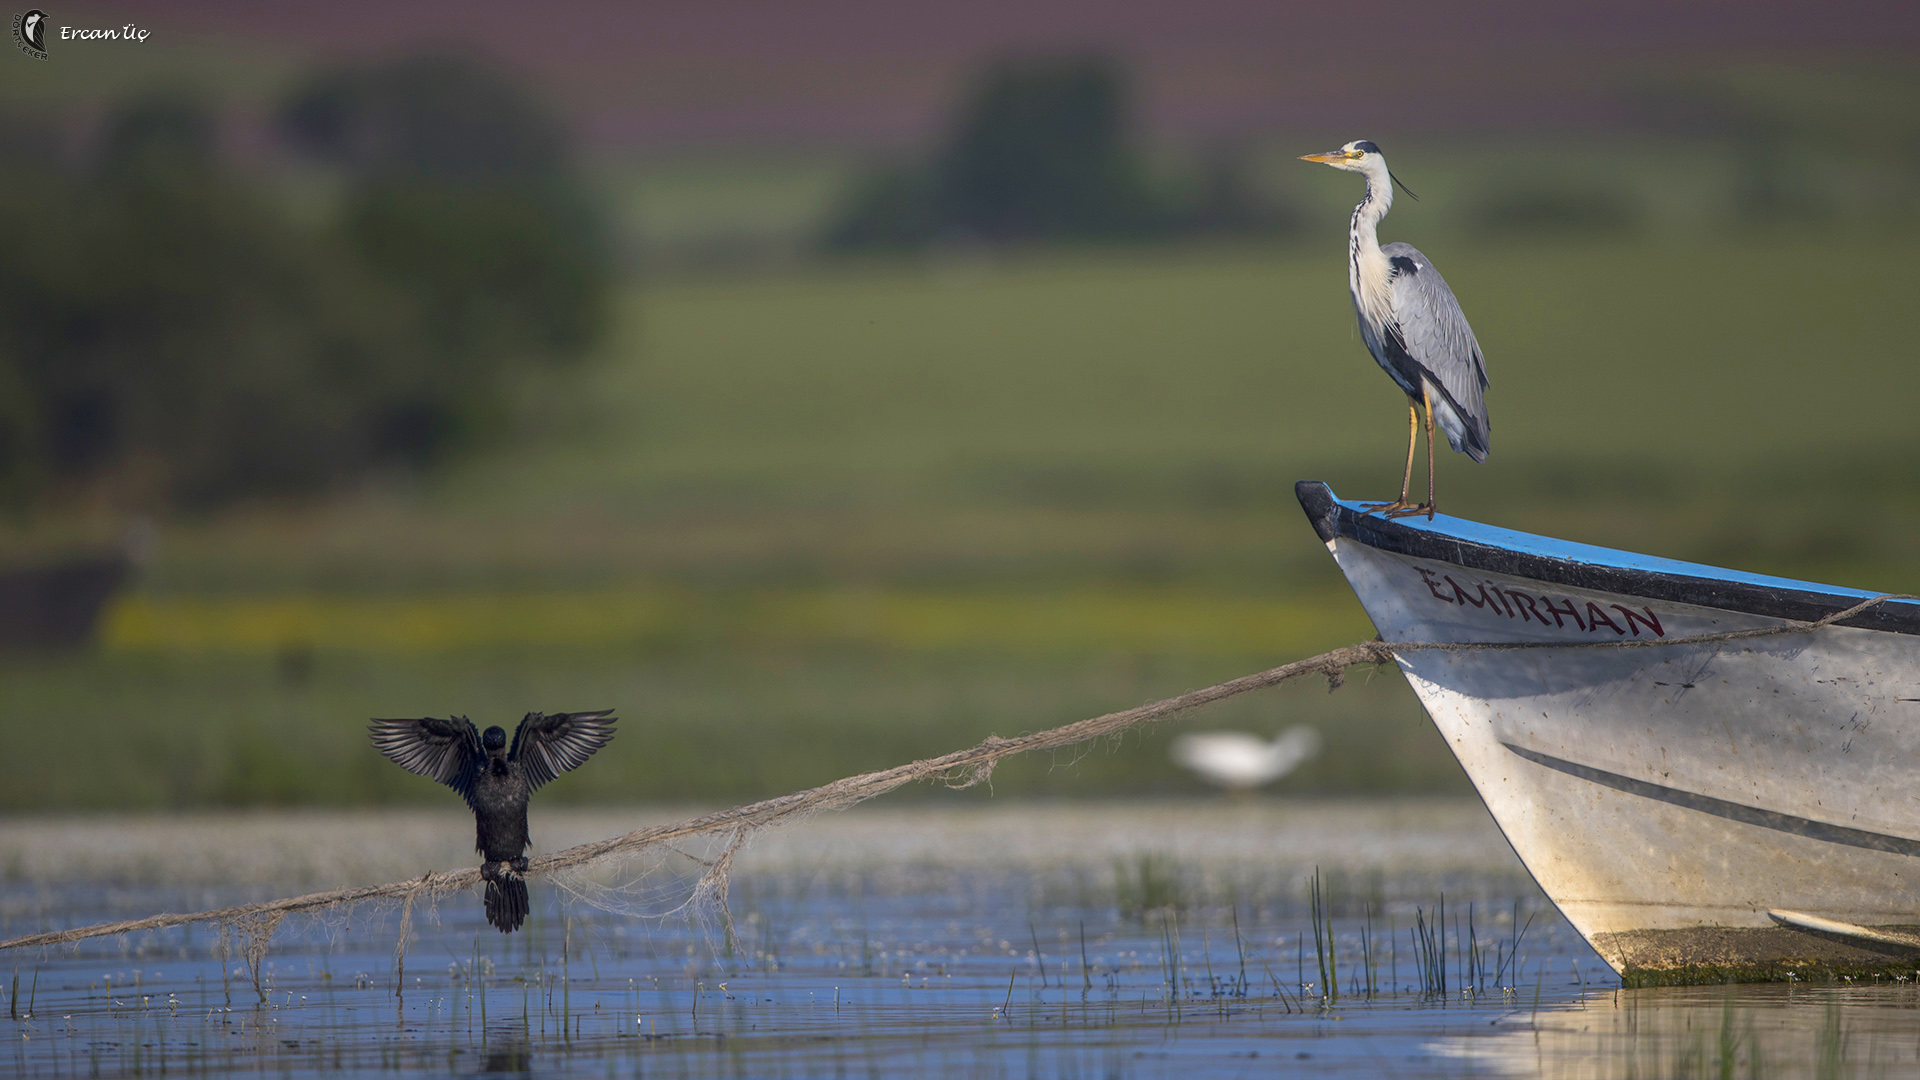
[1297,481,1920,984]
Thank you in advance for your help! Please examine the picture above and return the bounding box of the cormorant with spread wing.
[369,709,617,932]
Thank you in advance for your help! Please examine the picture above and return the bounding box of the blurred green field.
[4,229,1918,810]
[129,230,1920,592]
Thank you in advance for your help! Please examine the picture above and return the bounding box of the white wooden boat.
[1297,481,1920,984]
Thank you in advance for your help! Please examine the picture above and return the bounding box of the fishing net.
[2,593,1907,995]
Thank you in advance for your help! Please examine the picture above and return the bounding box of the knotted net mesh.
[2,593,1908,993]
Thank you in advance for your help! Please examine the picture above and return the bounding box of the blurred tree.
[0,55,613,512]
[280,53,567,179]
[0,93,412,507]
[0,121,69,502]
[827,56,1300,250]
[934,56,1160,241]
[828,57,1142,248]
[281,53,612,459]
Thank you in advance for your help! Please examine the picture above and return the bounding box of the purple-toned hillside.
[139,0,1920,147]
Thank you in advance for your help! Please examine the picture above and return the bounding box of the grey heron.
[1301,140,1488,519]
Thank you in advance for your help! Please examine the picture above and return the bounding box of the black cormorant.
[369,709,617,932]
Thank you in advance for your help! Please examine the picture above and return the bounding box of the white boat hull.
[1298,482,1920,982]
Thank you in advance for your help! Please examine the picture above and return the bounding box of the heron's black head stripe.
[1352,140,1382,155]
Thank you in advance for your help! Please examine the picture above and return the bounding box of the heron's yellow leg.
[1385,387,1438,520]
[1423,391,1437,519]
[1400,400,1418,502]
[1361,400,1422,515]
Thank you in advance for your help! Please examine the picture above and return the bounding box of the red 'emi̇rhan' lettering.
[1412,566,1665,638]
[1447,576,1497,610]
[1535,595,1586,631]
[1584,602,1625,635]
[1508,590,1546,624]
[1613,605,1664,637]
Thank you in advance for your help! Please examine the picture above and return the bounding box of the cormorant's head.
[482,726,508,752]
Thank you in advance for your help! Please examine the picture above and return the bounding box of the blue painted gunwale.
[1294,481,1920,636]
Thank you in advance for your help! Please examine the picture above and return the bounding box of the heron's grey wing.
[1382,242,1490,460]
[369,716,483,797]
[509,709,618,791]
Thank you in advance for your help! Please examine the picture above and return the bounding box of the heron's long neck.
[1348,176,1394,330]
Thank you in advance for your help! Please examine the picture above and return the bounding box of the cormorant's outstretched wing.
[369,716,483,797]
[509,709,617,791]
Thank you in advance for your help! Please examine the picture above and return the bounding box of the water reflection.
[1440,983,1920,1078]
[2,867,1609,1077]
[7,804,1917,1077]
[475,1037,533,1074]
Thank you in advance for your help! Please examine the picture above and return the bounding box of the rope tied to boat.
[1,592,1910,970]
[0,642,1380,959]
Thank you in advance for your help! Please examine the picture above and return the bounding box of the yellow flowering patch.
[102,588,1368,657]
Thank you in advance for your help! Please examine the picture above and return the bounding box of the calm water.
[4,802,1919,1077]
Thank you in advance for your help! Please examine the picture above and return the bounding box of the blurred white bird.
[1171,726,1321,791]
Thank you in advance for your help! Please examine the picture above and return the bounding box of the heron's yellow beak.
[1299,151,1353,165]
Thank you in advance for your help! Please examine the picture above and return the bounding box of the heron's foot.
[480,860,522,883]
[1359,499,1417,516]
[1382,502,1436,521]
[510,857,529,874]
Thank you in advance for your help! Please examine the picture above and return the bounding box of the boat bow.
[1296,481,1920,984]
